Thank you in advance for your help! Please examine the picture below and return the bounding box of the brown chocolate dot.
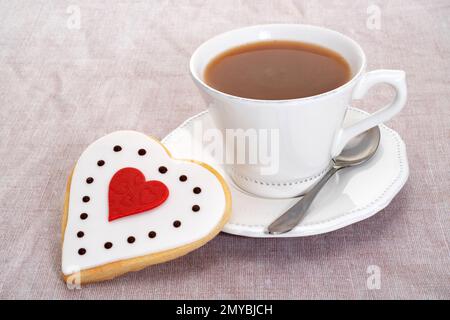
[82,196,90,203]
[192,205,200,212]
[173,220,181,228]
[97,160,105,166]
[148,231,157,238]
[179,175,187,182]
[127,236,135,244]
[138,149,146,156]
[113,145,122,152]
[80,213,88,220]
[158,166,168,174]
[104,242,113,249]
[86,177,94,184]
[193,187,202,194]
[77,231,84,238]
[78,248,86,255]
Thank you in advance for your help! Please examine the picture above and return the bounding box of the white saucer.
[162,108,409,238]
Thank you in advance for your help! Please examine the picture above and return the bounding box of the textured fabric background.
[0,0,449,299]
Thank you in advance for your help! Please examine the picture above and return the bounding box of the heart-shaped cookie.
[61,131,231,284]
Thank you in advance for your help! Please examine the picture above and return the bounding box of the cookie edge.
[61,134,232,285]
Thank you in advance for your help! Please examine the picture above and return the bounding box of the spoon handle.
[267,166,340,235]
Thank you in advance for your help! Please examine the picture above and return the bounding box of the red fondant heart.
[108,167,169,221]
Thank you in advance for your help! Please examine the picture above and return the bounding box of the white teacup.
[190,24,407,198]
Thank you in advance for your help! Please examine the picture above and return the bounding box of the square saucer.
[162,108,409,237]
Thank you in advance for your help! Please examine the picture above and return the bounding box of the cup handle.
[331,69,407,157]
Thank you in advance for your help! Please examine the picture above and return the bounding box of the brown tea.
[204,40,351,100]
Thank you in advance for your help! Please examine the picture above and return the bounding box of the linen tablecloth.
[0,0,449,299]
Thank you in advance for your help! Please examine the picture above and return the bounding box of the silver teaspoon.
[267,126,381,235]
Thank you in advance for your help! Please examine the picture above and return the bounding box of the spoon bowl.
[334,126,381,167]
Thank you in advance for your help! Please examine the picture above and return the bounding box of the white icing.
[62,131,227,275]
